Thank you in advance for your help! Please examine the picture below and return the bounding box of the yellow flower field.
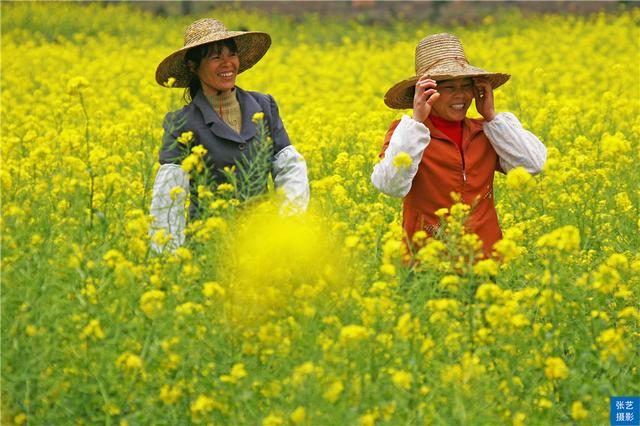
[1,2,639,425]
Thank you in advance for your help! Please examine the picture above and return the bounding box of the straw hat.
[155,18,271,88]
[384,33,510,109]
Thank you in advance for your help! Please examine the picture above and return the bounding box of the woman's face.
[195,45,240,95]
[430,77,474,121]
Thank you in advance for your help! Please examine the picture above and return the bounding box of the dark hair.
[184,39,238,102]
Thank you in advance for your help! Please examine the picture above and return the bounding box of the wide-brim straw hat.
[155,18,271,88]
[384,33,510,109]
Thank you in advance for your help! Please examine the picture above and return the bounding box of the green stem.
[78,92,94,228]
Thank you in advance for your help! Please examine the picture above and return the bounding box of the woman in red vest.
[371,33,547,258]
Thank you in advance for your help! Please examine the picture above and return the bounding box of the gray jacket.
[160,87,291,192]
[150,87,310,252]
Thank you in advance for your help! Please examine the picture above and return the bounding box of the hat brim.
[384,69,511,109]
[155,31,271,88]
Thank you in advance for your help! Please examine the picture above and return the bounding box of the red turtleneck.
[430,115,463,150]
[430,115,465,171]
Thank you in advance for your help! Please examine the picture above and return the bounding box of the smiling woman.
[149,18,310,253]
[186,39,240,97]
[429,78,475,122]
[371,33,547,259]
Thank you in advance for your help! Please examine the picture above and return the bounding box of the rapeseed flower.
[220,363,248,384]
[596,328,629,363]
[80,319,105,340]
[506,166,535,191]
[571,401,588,421]
[392,151,412,169]
[390,369,413,391]
[290,407,306,424]
[323,380,344,403]
[339,324,371,345]
[544,357,569,381]
[116,352,143,371]
[139,290,166,319]
[262,414,284,426]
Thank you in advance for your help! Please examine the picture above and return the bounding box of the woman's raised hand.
[413,76,439,123]
[473,77,496,121]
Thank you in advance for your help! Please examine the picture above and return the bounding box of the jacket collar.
[193,86,260,143]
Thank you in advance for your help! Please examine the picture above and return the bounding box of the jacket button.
[239,143,246,151]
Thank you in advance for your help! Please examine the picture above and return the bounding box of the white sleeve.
[272,145,310,215]
[149,164,189,253]
[483,112,547,175]
[370,115,431,198]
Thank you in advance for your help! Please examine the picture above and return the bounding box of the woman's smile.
[197,46,239,95]
[431,78,474,121]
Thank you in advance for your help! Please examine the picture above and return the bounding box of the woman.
[150,18,309,252]
[371,33,547,258]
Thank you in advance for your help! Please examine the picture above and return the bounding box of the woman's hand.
[473,77,496,121]
[413,76,440,123]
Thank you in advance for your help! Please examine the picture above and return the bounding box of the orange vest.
[381,117,503,256]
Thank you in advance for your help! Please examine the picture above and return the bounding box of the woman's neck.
[206,88,235,100]
[430,114,463,128]
[429,114,463,149]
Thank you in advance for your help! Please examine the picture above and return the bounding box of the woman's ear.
[186,60,196,73]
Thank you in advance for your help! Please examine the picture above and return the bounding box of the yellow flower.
[176,131,193,145]
[614,192,633,212]
[217,182,235,193]
[197,184,213,199]
[67,76,89,94]
[439,274,461,291]
[618,307,640,321]
[391,369,413,391]
[392,151,412,169]
[262,414,284,426]
[379,263,396,276]
[220,363,248,384]
[26,324,38,336]
[323,380,344,403]
[544,357,569,380]
[537,398,553,409]
[571,401,588,421]
[290,406,306,424]
[395,313,415,340]
[169,186,185,201]
[506,166,535,191]
[512,412,526,426]
[510,314,530,328]
[14,413,27,425]
[292,361,317,385]
[435,207,449,218]
[159,383,182,405]
[536,225,581,253]
[359,412,378,426]
[476,283,503,302]
[345,235,360,248]
[339,324,370,345]
[139,290,166,319]
[190,394,218,419]
[473,259,498,277]
[252,111,265,123]
[164,77,177,87]
[191,144,207,157]
[596,328,629,362]
[103,402,121,416]
[175,302,203,316]
[116,352,143,371]
[202,281,226,298]
[80,319,105,340]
